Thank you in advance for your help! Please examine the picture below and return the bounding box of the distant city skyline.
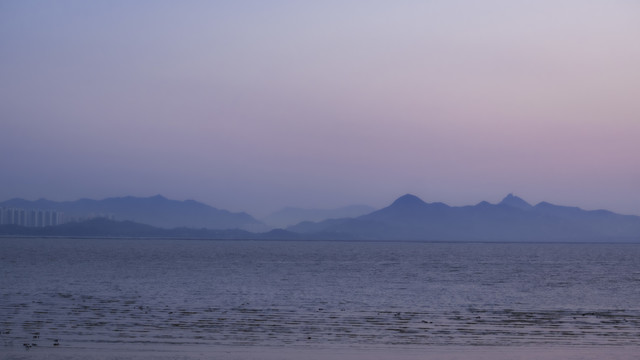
[2,1,639,217]
[0,207,66,227]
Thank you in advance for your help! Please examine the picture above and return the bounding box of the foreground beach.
[3,239,639,359]
[3,344,640,360]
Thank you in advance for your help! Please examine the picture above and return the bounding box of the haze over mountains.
[0,195,265,232]
[261,205,376,229]
[289,194,640,241]
[2,194,640,242]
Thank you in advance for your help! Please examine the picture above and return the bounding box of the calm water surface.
[1,238,640,353]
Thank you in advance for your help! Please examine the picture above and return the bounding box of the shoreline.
[3,344,640,360]
[2,235,640,244]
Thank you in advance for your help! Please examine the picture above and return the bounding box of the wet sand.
[3,239,639,359]
[3,344,640,360]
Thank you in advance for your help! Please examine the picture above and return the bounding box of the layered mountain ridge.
[2,194,639,241]
[0,195,266,232]
[288,194,640,241]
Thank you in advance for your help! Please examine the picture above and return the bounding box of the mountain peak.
[499,193,532,210]
[391,194,427,207]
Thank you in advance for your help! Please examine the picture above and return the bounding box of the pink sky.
[1,1,639,216]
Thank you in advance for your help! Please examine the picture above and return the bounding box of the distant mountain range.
[0,195,266,232]
[287,194,640,242]
[2,194,640,242]
[261,205,376,229]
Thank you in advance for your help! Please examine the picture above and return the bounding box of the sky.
[1,0,639,217]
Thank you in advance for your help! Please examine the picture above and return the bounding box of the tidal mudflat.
[2,238,639,359]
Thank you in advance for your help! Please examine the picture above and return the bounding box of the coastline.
[3,344,640,360]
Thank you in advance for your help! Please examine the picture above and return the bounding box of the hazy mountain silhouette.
[288,194,640,241]
[0,195,266,231]
[499,193,533,210]
[3,194,640,242]
[262,204,376,229]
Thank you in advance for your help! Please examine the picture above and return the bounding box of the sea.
[1,237,639,359]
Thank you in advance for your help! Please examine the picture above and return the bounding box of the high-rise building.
[0,207,66,227]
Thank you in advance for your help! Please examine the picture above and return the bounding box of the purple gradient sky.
[2,1,639,217]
